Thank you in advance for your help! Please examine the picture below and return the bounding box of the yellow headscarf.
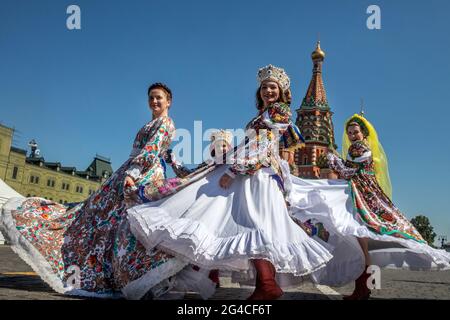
[342,114,392,199]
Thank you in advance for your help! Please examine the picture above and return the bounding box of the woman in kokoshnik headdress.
[288,113,450,300]
[127,64,333,300]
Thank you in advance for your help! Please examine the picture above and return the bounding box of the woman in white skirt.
[127,65,334,300]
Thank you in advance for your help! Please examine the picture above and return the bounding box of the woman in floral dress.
[289,113,450,299]
[0,83,201,299]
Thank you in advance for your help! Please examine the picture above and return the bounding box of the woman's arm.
[326,152,358,179]
[224,131,273,178]
[162,149,193,178]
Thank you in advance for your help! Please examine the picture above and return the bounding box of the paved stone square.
[1,245,449,300]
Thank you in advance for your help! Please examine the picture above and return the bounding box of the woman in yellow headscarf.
[327,114,427,299]
[289,113,450,301]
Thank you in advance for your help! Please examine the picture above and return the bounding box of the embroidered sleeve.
[225,134,273,177]
[225,103,290,178]
[326,152,358,179]
[226,156,265,177]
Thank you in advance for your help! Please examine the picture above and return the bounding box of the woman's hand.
[123,176,139,207]
[124,176,136,188]
[219,173,234,189]
[327,170,340,179]
[280,149,294,165]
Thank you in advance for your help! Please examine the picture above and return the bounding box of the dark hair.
[147,82,173,101]
[255,83,291,111]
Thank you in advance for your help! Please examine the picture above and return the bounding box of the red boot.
[208,270,220,288]
[247,259,283,300]
[343,266,372,300]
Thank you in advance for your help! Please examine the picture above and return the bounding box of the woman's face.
[260,80,280,107]
[148,88,171,117]
[347,125,364,143]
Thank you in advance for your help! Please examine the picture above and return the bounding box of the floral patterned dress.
[327,141,425,243]
[3,116,187,298]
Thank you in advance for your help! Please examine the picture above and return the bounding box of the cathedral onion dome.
[311,41,325,60]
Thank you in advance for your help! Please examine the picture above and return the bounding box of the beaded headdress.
[257,64,291,91]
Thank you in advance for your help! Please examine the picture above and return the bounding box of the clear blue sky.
[1,0,449,244]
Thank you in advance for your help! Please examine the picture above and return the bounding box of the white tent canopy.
[0,178,23,244]
[0,179,22,206]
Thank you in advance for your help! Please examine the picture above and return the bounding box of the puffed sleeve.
[225,133,273,178]
[225,103,290,178]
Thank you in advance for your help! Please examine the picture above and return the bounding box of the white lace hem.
[290,189,450,270]
[127,206,333,277]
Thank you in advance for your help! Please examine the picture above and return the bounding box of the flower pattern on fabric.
[327,141,425,243]
[228,103,290,177]
[11,116,180,295]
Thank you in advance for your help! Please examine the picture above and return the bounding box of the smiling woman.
[0,82,216,300]
[147,82,173,118]
[255,72,291,111]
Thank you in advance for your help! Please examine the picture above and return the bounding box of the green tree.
[410,215,437,246]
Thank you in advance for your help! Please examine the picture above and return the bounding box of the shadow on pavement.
[0,275,53,293]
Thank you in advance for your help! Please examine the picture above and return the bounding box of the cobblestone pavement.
[1,245,449,300]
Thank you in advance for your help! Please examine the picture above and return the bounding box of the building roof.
[44,162,61,168]
[75,170,100,180]
[86,155,113,179]
[61,166,76,171]
[26,157,45,164]
[23,156,111,182]
[3,123,112,182]
[10,146,27,155]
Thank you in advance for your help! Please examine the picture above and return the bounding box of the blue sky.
[1,0,449,244]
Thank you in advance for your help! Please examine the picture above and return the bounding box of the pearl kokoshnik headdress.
[257,64,291,91]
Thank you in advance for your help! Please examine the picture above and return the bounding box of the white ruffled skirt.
[288,175,450,286]
[127,165,334,287]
